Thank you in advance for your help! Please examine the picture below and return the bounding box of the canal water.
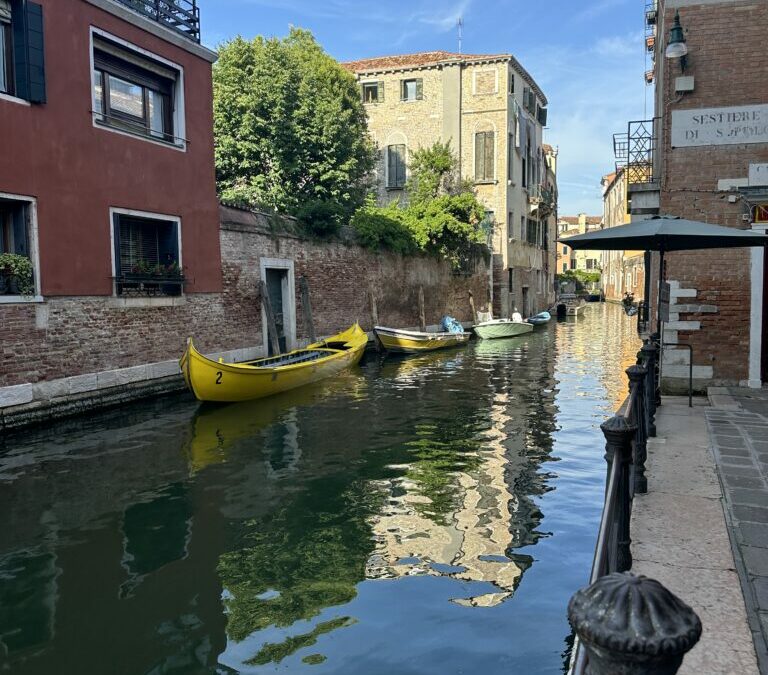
[0,304,640,675]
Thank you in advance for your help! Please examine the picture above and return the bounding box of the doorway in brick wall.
[260,258,296,355]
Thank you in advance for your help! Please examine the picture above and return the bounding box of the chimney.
[578,213,587,234]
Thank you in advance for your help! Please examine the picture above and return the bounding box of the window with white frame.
[0,1,11,95]
[113,213,182,296]
[92,34,182,145]
[0,196,34,296]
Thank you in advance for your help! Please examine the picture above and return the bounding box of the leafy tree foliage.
[213,29,376,235]
[351,142,487,267]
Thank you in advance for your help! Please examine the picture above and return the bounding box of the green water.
[0,304,640,674]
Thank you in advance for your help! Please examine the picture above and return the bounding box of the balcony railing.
[114,272,186,297]
[613,118,658,185]
[112,0,201,43]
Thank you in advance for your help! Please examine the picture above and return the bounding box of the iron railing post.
[568,572,702,675]
[640,339,658,436]
[626,365,648,494]
[600,416,636,573]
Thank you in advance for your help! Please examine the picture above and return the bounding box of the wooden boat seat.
[245,349,329,368]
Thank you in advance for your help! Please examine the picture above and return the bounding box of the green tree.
[213,29,376,235]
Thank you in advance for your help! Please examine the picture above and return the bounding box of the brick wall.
[657,0,768,386]
[0,205,489,388]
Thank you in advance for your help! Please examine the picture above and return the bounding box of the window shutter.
[10,0,45,103]
[378,80,384,102]
[359,83,365,102]
[537,106,548,126]
[399,145,406,185]
[388,146,396,186]
[484,132,494,181]
[400,80,405,101]
[474,132,484,180]
[415,78,423,100]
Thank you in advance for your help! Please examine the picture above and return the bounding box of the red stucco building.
[0,0,220,299]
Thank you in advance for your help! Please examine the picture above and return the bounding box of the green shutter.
[415,78,423,100]
[388,145,396,186]
[537,106,548,126]
[378,80,384,102]
[485,132,494,181]
[25,2,44,103]
[474,132,484,180]
[10,0,45,103]
[400,80,405,101]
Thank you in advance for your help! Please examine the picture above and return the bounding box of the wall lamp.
[665,11,688,71]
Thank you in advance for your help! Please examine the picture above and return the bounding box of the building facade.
[557,214,602,274]
[601,169,644,303]
[620,0,768,391]
[344,51,555,318]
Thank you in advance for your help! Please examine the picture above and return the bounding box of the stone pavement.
[707,387,768,675]
[630,396,760,675]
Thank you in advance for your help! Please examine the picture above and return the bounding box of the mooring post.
[640,340,658,437]
[601,415,637,573]
[259,279,281,356]
[468,290,477,324]
[418,286,426,332]
[568,572,702,675]
[299,276,316,344]
[626,365,648,495]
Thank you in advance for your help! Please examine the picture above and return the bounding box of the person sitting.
[512,308,523,323]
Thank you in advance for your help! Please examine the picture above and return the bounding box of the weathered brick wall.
[0,206,489,387]
[658,0,768,385]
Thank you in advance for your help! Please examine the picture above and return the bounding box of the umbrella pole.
[656,249,665,337]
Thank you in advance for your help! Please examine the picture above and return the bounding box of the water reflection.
[0,303,639,674]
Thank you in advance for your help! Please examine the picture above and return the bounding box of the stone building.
[343,51,555,318]
[619,0,768,391]
[601,169,644,303]
[557,215,602,274]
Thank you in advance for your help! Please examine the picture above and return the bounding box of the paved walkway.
[707,387,768,674]
[630,396,760,674]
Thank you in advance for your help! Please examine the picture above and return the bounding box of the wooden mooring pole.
[468,290,477,324]
[299,276,316,343]
[418,286,426,332]
[259,279,281,356]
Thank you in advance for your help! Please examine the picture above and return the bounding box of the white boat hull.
[473,320,534,340]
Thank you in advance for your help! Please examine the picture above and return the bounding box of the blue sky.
[198,0,650,216]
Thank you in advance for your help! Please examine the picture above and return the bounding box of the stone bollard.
[568,572,702,675]
[626,364,648,495]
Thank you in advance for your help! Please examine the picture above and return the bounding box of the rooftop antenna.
[457,17,463,54]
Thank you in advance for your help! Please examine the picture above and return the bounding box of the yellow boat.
[180,323,368,403]
[374,325,470,354]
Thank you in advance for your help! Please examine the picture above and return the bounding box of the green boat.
[472,318,534,340]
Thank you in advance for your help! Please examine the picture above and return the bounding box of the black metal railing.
[569,339,669,674]
[114,273,186,297]
[112,0,201,43]
[613,118,659,185]
[637,300,650,335]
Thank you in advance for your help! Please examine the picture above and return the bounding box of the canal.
[0,304,640,675]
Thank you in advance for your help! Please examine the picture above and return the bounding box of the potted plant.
[0,253,35,296]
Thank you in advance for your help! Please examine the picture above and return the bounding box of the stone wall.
[657,0,768,388]
[0,205,489,427]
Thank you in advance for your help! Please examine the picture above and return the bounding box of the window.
[474,131,495,182]
[570,260,576,270]
[520,216,526,241]
[113,213,182,296]
[92,35,180,144]
[508,211,514,240]
[0,0,45,102]
[507,133,514,182]
[361,81,382,104]
[509,72,515,94]
[562,262,567,273]
[586,259,595,270]
[400,78,422,102]
[526,219,538,246]
[0,196,36,297]
[508,268,513,292]
[562,246,568,255]
[0,2,11,95]
[387,144,406,189]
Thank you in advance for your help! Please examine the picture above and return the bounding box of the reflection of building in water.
[367,391,528,607]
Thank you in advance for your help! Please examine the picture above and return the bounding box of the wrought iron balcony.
[613,119,658,185]
[112,0,201,43]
